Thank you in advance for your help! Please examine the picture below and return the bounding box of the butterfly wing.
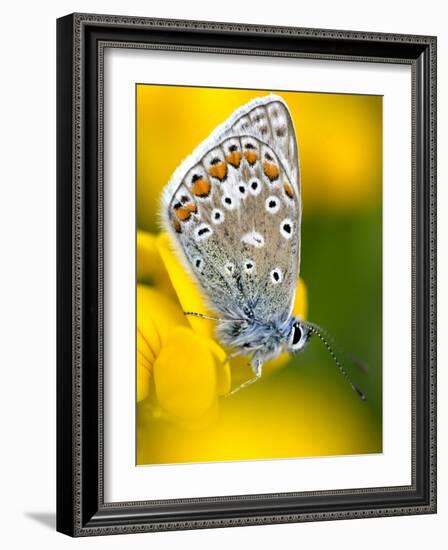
[161,95,301,324]
[227,95,300,193]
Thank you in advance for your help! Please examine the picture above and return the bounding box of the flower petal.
[205,338,231,395]
[157,232,215,338]
[153,326,218,423]
[136,284,188,402]
[137,345,152,403]
[137,230,175,298]
[293,277,308,319]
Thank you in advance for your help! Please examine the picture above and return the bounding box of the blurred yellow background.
[136,84,382,465]
[137,85,382,232]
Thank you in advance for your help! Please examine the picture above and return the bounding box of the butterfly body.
[217,314,310,369]
[161,94,309,387]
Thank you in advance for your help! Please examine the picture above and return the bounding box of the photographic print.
[57,14,436,535]
[136,85,382,466]
[56,14,438,535]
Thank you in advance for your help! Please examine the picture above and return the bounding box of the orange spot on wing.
[173,219,182,233]
[191,178,211,198]
[243,150,258,165]
[185,202,197,213]
[208,162,228,181]
[263,161,280,182]
[174,207,191,221]
[225,151,242,168]
[284,181,294,199]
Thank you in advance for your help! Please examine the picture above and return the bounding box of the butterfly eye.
[290,323,303,349]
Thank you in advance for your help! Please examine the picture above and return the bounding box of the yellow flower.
[137,230,307,429]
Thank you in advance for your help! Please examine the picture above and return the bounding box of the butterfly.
[161,94,365,398]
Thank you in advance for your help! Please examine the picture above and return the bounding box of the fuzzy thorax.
[216,316,306,364]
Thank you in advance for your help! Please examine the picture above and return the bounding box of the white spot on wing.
[280,218,293,240]
[237,182,247,197]
[248,178,262,196]
[195,223,213,241]
[211,208,224,224]
[222,195,236,210]
[241,231,265,248]
[270,268,283,284]
[265,195,281,214]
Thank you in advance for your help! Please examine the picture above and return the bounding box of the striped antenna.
[305,321,369,373]
[183,311,246,323]
[305,323,366,401]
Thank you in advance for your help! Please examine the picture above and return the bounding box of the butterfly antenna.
[305,324,366,401]
[305,321,368,373]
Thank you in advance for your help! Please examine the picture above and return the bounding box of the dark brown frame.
[57,13,437,536]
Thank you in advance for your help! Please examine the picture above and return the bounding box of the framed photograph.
[56,13,437,536]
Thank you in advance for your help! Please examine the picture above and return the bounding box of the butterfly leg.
[221,350,244,366]
[224,358,263,397]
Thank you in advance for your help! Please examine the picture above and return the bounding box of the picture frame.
[56,12,437,536]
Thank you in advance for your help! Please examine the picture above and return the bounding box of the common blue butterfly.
[161,94,365,398]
